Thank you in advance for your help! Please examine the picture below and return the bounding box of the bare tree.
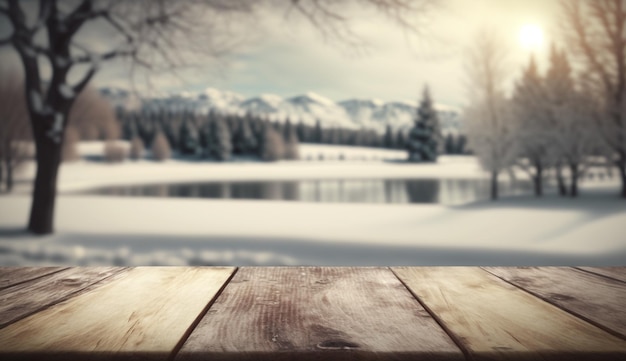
[0,66,31,192]
[0,0,439,234]
[69,86,119,141]
[464,30,517,200]
[544,45,598,197]
[512,56,550,197]
[560,0,626,197]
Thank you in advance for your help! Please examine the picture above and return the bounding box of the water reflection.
[89,178,534,205]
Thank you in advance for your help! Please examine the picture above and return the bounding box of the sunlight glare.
[519,24,544,51]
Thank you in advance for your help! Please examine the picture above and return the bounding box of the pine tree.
[456,134,467,154]
[383,125,394,149]
[208,116,232,161]
[122,114,136,141]
[199,117,213,159]
[233,116,258,155]
[163,116,178,152]
[396,129,406,150]
[136,113,155,148]
[444,133,455,154]
[314,119,323,143]
[178,116,200,156]
[283,117,293,140]
[407,86,440,162]
[296,120,307,143]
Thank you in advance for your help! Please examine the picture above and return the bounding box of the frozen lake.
[3,153,622,267]
[82,178,535,205]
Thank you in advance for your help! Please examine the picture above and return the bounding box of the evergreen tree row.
[118,110,299,161]
[117,109,467,162]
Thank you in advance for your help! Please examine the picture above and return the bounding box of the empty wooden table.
[0,266,624,360]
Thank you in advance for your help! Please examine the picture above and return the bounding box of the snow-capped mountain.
[239,94,283,113]
[197,88,244,111]
[101,87,463,134]
[338,99,385,129]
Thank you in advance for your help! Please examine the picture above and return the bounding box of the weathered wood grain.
[485,267,626,340]
[0,267,125,328]
[576,267,626,283]
[0,266,235,361]
[0,267,67,291]
[176,267,464,361]
[393,267,626,361]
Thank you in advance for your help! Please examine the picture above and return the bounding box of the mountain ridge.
[100,87,463,135]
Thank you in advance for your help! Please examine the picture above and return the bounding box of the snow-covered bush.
[129,136,144,160]
[104,141,127,163]
[261,126,285,161]
[62,127,80,162]
[152,132,171,161]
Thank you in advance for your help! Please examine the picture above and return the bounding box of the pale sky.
[0,0,562,107]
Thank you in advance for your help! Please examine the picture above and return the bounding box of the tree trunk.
[490,170,499,200]
[569,164,579,198]
[27,126,63,235]
[556,164,567,196]
[533,164,543,197]
[620,163,626,199]
[5,158,13,192]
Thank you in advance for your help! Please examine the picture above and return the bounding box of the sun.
[519,24,544,51]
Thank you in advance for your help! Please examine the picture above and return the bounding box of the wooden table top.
[0,266,624,360]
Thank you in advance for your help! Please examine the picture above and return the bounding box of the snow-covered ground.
[10,144,481,194]
[1,143,624,266]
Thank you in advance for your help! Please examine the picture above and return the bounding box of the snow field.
[1,142,624,267]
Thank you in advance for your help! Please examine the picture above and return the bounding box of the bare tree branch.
[102,12,133,43]
[72,48,135,65]
[73,65,97,95]
[561,0,613,94]
[28,0,52,35]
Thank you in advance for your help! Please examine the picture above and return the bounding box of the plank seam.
[573,267,626,285]
[0,267,70,291]
[389,267,474,361]
[480,267,626,341]
[167,267,240,361]
[0,267,128,330]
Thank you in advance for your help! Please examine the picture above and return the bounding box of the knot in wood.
[316,340,360,350]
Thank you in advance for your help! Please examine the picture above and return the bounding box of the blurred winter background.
[0,0,624,266]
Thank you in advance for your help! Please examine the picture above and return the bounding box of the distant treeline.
[117,109,468,161]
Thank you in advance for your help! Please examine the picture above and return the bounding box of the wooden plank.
[393,267,626,361]
[176,266,463,361]
[0,266,235,361]
[0,267,125,328]
[0,267,68,291]
[576,267,626,283]
[485,267,626,340]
